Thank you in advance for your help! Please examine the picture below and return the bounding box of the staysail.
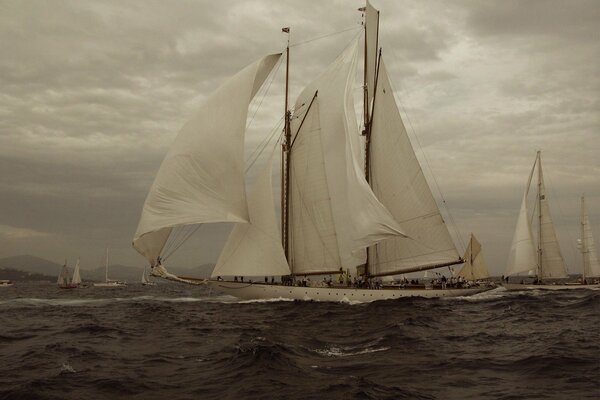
[457,234,490,281]
[212,152,290,278]
[133,54,281,265]
[581,195,600,278]
[367,59,461,276]
[288,38,405,275]
[71,258,82,285]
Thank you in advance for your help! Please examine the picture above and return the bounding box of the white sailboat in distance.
[93,248,126,288]
[131,1,491,301]
[578,194,600,284]
[503,152,600,290]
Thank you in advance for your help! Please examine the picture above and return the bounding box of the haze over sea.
[1,283,598,400]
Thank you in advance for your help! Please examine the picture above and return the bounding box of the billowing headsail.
[581,195,600,278]
[288,38,405,275]
[538,161,567,278]
[212,153,290,278]
[71,258,82,285]
[457,234,490,281]
[133,54,281,265]
[367,59,461,276]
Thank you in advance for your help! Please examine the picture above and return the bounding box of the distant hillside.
[0,255,214,283]
[0,255,62,276]
[0,267,55,282]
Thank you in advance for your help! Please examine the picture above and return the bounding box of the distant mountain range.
[0,255,214,282]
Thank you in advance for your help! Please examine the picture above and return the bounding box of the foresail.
[71,258,82,285]
[289,38,404,275]
[538,164,568,278]
[212,153,290,278]
[458,235,489,280]
[368,60,461,276]
[132,54,281,265]
[581,197,600,277]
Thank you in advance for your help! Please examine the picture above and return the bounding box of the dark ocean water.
[0,282,598,400]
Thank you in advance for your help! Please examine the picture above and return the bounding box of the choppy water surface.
[0,282,598,399]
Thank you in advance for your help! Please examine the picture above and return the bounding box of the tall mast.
[360,3,380,278]
[537,151,543,280]
[105,247,109,282]
[281,27,292,264]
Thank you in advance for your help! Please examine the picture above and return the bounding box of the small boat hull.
[93,282,127,288]
[207,281,492,302]
[503,283,600,291]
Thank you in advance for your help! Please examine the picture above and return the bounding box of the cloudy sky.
[1,0,598,276]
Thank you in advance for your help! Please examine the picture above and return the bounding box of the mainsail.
[505,151,568,279]
[366,59,462,276]
[457,234,490,281]
[133,54,281,265]
[58,262,70,286]
[581,195,600,278]
[287,38,405,275]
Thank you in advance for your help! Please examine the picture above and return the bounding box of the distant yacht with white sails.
[504,152,600,290]
[93,248,126,288]
[131,1,491,301]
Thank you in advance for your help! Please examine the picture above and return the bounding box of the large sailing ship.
[132,1,491,301]
[504,152,600,290]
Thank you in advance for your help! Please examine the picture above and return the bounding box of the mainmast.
[537,151,543,280]
[281,27,292,265]
[360,4,380,278]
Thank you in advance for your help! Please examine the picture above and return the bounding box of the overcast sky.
[1,0,598,276]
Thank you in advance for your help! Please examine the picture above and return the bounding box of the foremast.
[281,27,292,265]
[360,1,462,280]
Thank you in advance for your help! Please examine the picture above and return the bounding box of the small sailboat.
[0,280,14,287]
[504,152,600,290]
[71,258,82,287]
[131,1,491,301]
[141,266,156,286]
[58,260,77,289]
[93,248,126,288]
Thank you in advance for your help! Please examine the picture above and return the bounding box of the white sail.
[288,38,405,275]
[367,60,461,276]
[538,158,568,278]
[133,54,282,265]
[71,258,82,285]
[457,234,490,281]
[212,153,290,278]
[581,195,600,278]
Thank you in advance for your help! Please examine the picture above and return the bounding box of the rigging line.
[290,26,361,48]
[163,224,203,261]
[246,56,284,130]
[246,117,284,173]
[245,116,284,167]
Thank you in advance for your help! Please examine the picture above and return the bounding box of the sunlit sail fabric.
[581,196,600,278]
[133,54,281,265]
[212,153,290,278]
[288,38,404,275]
[458,234,490,281]
[368,60,461,276]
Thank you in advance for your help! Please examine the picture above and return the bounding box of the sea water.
[0,282,598,399]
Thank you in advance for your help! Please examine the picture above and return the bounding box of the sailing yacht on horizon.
[131,1,491,301]
[93,248,126,288]
[504,152,600,290]
[58,259,77,289]
[579,194,600,283]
